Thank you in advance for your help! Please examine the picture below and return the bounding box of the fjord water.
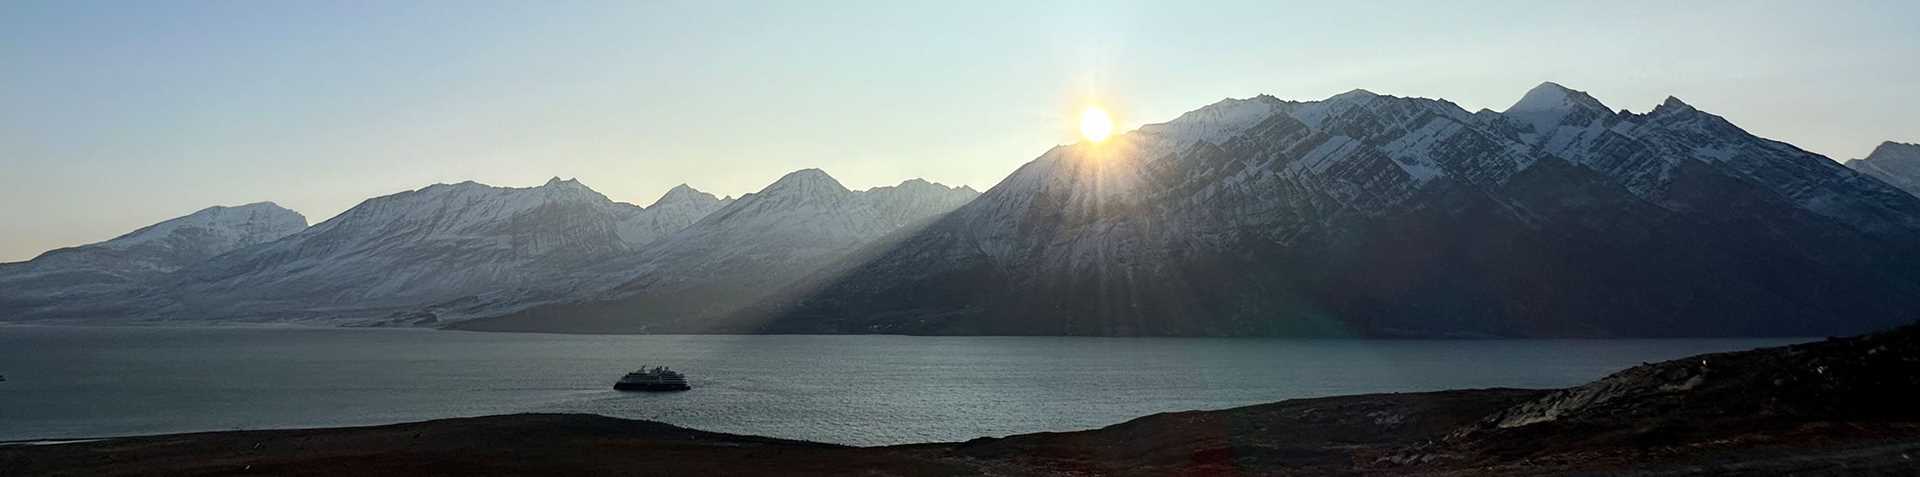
[0,326,1806,446]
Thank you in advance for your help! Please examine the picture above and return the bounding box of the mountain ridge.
[452,169,979,332]
[6,82,1918,338]
[712,82,1920,337]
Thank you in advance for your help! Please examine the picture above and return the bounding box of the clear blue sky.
[3,0,1916,261]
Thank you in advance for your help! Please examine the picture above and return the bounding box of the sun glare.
[1080,107,1113,142]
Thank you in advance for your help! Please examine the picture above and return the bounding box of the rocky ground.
[6,324,1919,476]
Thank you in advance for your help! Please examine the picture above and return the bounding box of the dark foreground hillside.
[7,324,1920,476]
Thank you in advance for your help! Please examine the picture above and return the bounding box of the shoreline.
[6,388,1916,476]
[4,325,1915,475]
[3,321,1832,342]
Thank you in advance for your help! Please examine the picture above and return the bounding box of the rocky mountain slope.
[1847,141,1920,198]
[1412,322,1920,473]
[739,83,1920,337]
[0,202,307,320]
[454,170,979,332]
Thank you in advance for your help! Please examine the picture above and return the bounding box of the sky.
[2,1,1917,262]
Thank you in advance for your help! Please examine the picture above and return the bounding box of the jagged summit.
[538,177,602,197]
[1653,95,1696,114]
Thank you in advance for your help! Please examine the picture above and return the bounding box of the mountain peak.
[1502,82,1615,139]
[1506,81,1610,114]
[864,178,977,199]
[649,183,721,208]
[1134,95,1288,155]
[759,168,849,197]
[543,176,587,188]
[95,201,309,254]
[1849,141,1920,198]
[224,201,292,213]
[1871,141,1920,158]
[1654,96,1696,114]
[1331,88,1378,100]
[774,168,840,184]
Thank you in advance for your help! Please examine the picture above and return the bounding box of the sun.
[1080,107,1113,142]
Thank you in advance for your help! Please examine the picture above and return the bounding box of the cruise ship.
[614,366,690,391]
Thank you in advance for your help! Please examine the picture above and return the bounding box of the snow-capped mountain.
[0,202,307,319]
[165,178,729,323]
[734,83,1920,337]
[619,184,736,246]
[1847,141,1920,198]
[1492,84,1920,236]
[454,169,979,332]
[9,83,1917,337]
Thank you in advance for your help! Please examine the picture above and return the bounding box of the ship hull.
[613,382,691,392]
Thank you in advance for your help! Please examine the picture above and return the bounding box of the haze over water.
[0,326,1807,446]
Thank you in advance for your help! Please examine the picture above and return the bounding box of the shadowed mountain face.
[0,203,307,320]
[720,83,1920,337]
[1847,141,1920,198]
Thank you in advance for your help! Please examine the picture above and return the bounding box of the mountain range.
[469,82,1920,337]
[5,82,1918,337]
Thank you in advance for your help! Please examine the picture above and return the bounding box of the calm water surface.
[0,326,1807,445]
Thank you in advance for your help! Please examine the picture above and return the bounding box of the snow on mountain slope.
[453,169,979,333]
[946,88,1535,269]
[166,178,728,323]
[0,202,307,320]
[14,83,1919,337]
[1502,81,1614,145]
[741,83,1920,337]
[1848,141,1920,198]
[616,184,735,247]
[1131,95,1290,161]
[92,202,310,259]
[1493,83,1920,235]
